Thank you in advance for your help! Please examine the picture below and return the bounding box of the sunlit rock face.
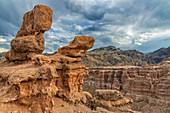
[5,5,53,61]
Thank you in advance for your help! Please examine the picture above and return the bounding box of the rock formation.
[5,5,53,61]
[0,4,95,113]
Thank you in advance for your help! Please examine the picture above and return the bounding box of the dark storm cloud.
[64,1,105,21]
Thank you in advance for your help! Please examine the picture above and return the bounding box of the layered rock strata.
[85,59,170,99]
[84,58,170,112]
[0,4,95,113]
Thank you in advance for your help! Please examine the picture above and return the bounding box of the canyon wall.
[84,58,170,112]
[85,58,170,99]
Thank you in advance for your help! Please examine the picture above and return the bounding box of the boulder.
[95,89,123,101]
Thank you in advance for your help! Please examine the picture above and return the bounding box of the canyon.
[84,57,170,112]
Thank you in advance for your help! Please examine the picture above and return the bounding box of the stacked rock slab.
[0,4,95,113]
[0,4,56,113]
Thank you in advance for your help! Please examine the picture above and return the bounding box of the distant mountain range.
[0,46,170,66]
[146,46,170,63]
[81,46,170,67]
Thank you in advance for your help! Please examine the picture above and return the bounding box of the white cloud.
[0,38,7,42]
[0,48,8,53]
[75,25,83,31]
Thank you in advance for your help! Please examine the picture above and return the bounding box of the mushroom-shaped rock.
[57,36,95,57]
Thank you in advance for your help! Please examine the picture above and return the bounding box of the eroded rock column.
[5,5,53,61]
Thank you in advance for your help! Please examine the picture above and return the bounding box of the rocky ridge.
[146,46,170,63]
[81,46,170,67]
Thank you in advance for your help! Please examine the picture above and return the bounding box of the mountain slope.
[81,46,155,67]
[146,46,170,63]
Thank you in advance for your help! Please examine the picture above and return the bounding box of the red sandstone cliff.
[84,58,170,112]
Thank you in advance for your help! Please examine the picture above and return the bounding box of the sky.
[0,0,170,53]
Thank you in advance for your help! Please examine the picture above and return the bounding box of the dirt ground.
[0,97,96,113]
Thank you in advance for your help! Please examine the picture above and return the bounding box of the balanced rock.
[5,5,52,61]
[1,3,97,113]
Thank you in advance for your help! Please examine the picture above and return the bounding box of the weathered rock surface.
[0,4,96,113]
[16,5,53,37]
[5,5,52,61]
[0,34,95,113]
[11,34,45,53]
[85,59,170,99]
[0,62,58,112]
[126,93,170,113]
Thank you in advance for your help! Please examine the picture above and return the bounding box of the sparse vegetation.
[61,104,64,107]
